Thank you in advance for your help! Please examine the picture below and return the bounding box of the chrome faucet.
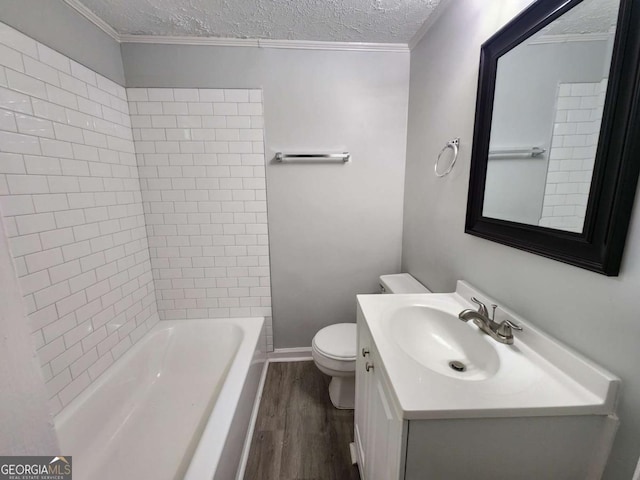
[458,297,522,345]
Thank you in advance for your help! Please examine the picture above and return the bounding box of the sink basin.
[356,281,620,420]
[388,306,499,380]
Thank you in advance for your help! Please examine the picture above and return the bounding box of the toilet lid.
[313,323,356,361]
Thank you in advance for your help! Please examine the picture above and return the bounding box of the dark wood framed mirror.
[466,0,640,276]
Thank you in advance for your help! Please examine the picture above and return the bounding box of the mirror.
[466,0,640,276]
[484,0,618,233]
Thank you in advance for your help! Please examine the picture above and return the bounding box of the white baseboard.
[349,442,357,465]
[235,361,269,480]
[267,347,313,362]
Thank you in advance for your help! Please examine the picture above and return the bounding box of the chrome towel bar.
[488,147,546,159]
[275,152,351,163]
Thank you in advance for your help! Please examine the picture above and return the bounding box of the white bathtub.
[55,317,266,480]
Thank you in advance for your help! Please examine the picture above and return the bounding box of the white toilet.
[311,273,430,409]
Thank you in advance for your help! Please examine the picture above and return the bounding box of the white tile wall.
[539,80,606,232]
[128,88,273,351]
[0,23,159,413]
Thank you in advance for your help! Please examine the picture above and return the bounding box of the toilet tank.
[379,273,430,294]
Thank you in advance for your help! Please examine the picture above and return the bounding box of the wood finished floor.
[244,361,360,480]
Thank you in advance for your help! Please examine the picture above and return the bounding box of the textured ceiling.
[75,0,441,43]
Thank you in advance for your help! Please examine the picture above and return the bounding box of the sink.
[356,282,621,479]
[356,280,620,420]
[388,306,499,380]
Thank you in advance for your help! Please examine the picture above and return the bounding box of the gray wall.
[123,44,410,348]
[402,1,640,479]
[0,0,125,84]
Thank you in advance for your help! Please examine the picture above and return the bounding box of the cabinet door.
[355,316,372,475]
[355,313,404,480]
[365,361,404,480]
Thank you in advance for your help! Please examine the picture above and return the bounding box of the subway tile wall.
[0,23,160,413]
[127,88,273,351]
[539,80,606,232]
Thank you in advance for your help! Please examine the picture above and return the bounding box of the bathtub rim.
[53,317,265,480]
[184,316,265,480]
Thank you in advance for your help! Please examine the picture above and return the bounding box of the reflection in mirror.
[482,0,619,233]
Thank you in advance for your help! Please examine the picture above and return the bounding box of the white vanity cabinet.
[354,317,406,480]
[354,293,619,480]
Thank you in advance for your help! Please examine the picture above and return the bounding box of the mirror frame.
[466,0,640,276]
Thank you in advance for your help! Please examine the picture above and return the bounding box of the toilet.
[311,273,430,409]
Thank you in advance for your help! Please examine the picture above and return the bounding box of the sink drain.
[449,360,466,372]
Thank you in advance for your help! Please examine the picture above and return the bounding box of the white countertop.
[357,281,620,420]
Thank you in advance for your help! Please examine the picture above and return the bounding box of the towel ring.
[434,137,460,177]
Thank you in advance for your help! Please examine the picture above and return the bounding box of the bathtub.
[55,317,266,480]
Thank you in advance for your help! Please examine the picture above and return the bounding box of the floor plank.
[244,361,360,480]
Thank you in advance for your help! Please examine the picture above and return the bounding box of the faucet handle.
[470,297,489,316]
[496,321,513,340]
[496,319,524,341]
[504,319,523,331]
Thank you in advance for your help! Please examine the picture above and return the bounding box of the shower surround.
[0,22,272,413]
[128,88,272,349]
[0,23,158,414]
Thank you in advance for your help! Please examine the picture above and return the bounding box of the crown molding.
[120,34,409,52]
[61,0,409,52]
[62,0,120,42]
[257,38,408,52]
[529,32,613,45]
[119,34,260,47]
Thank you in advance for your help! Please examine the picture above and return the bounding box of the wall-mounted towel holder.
[488,147,546,159]
[275,152,351,163]
[434,138,459,177]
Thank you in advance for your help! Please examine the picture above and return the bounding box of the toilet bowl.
[312,323,356,409]
[311,273,430,409]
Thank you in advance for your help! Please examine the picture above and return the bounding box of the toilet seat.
[311,323,356,409]
[312,323,356,361]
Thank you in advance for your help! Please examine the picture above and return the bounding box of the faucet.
[458,297,522,345]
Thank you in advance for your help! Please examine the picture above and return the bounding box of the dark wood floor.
[244,361,360,480]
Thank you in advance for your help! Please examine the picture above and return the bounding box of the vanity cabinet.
[354,303,618,480]
[354,319,406,480]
